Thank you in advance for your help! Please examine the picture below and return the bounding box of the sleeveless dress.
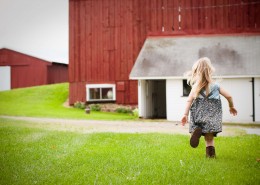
[189,83,222,136]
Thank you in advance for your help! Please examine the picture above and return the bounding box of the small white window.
[86,84,116,101]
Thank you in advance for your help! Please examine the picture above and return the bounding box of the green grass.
[0,83,136,120]
[0,118,259,185]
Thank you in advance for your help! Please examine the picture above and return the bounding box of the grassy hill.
[0,83,136,120]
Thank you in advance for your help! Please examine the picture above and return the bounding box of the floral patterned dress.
[189,83,222,136]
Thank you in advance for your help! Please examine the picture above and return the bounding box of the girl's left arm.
[181,90,194,126]
[219,87,238,116]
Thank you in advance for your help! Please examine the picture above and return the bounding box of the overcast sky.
[0,0,68,64]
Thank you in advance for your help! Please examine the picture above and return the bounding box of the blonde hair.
[187,57,215,98]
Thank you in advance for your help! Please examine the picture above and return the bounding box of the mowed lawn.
[0,83,259,184]
[0,118,259,185]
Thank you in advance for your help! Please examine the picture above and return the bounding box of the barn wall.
[47,64,68,84]
[69,0,260,105]
[0,49,68,89]
[220,78,253,122]
[0,49,8,65]
[11,62,49,89]
[166,78,255,123]
[69,82,87,103]
[0,49,50,89]
[166,79,186,121]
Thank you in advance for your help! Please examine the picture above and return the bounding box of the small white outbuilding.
[130,34,260,123]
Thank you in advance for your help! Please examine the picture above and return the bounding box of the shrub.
[133,108,139,117]
[115,107,133,114]
[90,104,101,111]
[73,101,86,109]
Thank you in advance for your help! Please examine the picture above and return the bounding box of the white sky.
[0,0,68,64]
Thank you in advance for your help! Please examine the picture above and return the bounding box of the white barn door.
[0,66,11,91]
[138,80,153,118]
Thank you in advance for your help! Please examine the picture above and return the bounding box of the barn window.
[86,84,116,101]
[183,80,191,96]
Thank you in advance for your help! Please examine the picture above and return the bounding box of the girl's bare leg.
[204,133,216,158]
[204,133,214,147]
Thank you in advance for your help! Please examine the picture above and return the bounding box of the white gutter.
[129,75,260,80]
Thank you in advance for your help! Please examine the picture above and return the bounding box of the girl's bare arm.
[219,87,237,116]
[181,90,194,125]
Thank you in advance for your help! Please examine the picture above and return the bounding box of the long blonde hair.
[187,57,215,98]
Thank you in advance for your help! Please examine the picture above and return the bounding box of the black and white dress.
[189,83,222,136]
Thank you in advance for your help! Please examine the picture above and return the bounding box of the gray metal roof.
[129,35,260,79]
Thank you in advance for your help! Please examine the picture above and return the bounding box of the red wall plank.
[69,82,86,104]
[69,0,75,83]
[79,0,86,82]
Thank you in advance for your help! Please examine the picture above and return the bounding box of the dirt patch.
[63,99,73,108]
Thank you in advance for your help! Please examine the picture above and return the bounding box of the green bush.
[90,104,101,111]
[73,101,86,109]
[115,107,133,114]
[133,108,139,117]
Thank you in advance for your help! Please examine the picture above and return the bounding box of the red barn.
[69,0,260,105]
[0,48,68,91]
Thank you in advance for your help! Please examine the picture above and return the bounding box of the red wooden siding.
[0,48,68,89]
[69,0,260,105]
[48,63,68,84]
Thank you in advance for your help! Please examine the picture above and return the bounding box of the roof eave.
[129,75,260,80]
